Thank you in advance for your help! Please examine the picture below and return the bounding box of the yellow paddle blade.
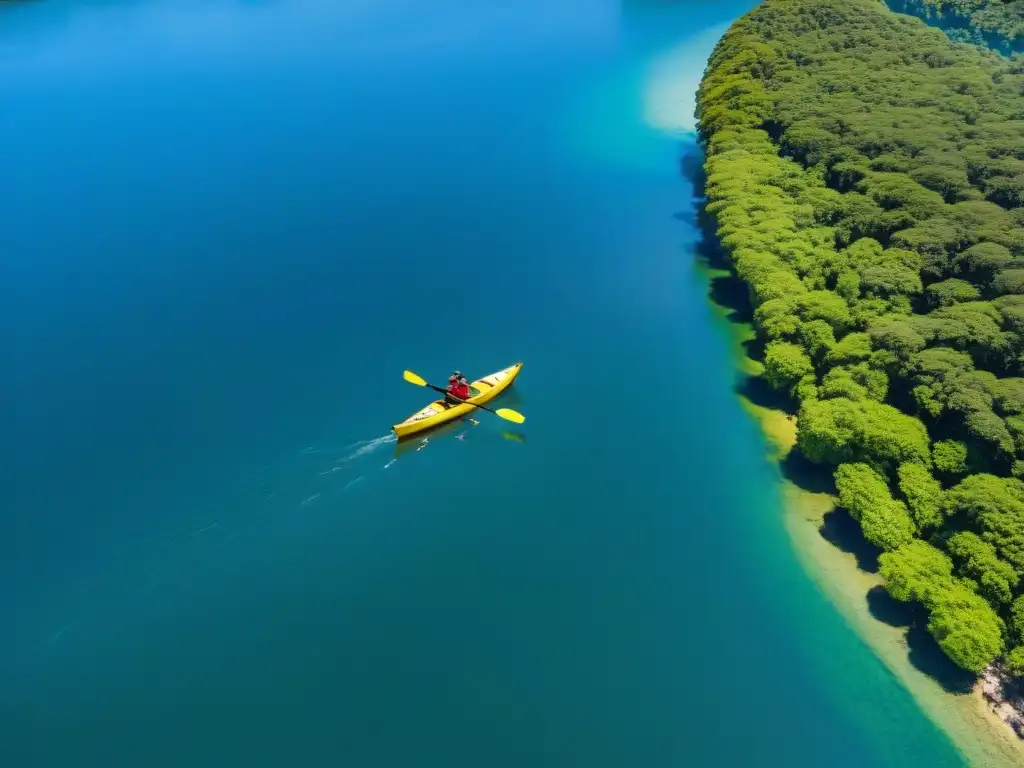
[403,370,428,387]
[495,408,525,424]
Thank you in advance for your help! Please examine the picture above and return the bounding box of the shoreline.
[695,250,1024,767]
[687,0,1024,758]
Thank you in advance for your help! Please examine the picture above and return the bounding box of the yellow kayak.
[393,362,522,439]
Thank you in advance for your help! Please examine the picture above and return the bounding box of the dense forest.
[697,0,1024,675]
[888,0,1024,53]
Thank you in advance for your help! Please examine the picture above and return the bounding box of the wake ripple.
[336,433,397,463]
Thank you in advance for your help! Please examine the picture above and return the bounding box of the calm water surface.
[1,1,965,765]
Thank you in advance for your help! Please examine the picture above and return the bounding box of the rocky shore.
[980,666,1024,740]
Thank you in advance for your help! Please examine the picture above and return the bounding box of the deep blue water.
[0,1,965,766]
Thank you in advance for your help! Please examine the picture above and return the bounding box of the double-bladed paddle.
[402,370,526,424]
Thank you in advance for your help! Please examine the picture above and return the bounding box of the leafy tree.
[857,172,946,222]
[925,278,981,308]
[796,290,853,333]
[991,268,1024,296]
[911,164,974,203]
[800,319,837,362]
[819,368,868,402]
[867,316,929,361]
[986,174,1024,209]
[878,541,1004,672]
[966,409,1016,457]
[944,531,1018,606]
[1012,594,1024,644]
[959,241,1014,283]
[994,294,1024,337]
[927,585,1004,672]
[933,439,969,474]
[1005,646,1024,677]
[853,362,889,401]
[797,397,931,468]
[949,200,1024,253]
[1008,417,1024,454]
[754,298,801,340]
[907,347,976,414]
[835,462,917,550]
[891,218,965,279]
[764,341,815,396]
[944,474,1024,572]
[825,332,873,367]
[927,301,1007,363]
[878,540,955,604]
[898,462,945,531]
[859,248,924,299]
[994,377,1024,415]
[836,270,862,303]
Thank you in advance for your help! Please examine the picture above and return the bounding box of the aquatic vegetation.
[698,0,1024,674]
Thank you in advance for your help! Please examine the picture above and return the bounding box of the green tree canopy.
[944,474,1024,572]
[944,531,1018,606]
[699,0,1024,675]
[797,397,931,468]
[927,585,1005,672]
[933,439,969,475]
[878,540,1004,671]
[764,341,815,397]
[898,462,945,532]
[835,463,917,550]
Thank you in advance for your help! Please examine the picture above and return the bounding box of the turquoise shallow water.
[0,1,965,765]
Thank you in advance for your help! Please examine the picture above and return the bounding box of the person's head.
[459,377,468,386]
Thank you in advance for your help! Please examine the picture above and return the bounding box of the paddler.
[444,374,471,406]
[444,375,463,406]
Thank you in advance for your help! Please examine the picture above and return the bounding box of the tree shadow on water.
[677,144,762,363]
[708,271,755,325]
[679,146,706,189]
[735,370,788,411]
[678,143,722,261]
[818,505,881,573]
[866,584,915,628]
[779,449,834,495]
[866,586,977,693]
[906,623,977,694]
